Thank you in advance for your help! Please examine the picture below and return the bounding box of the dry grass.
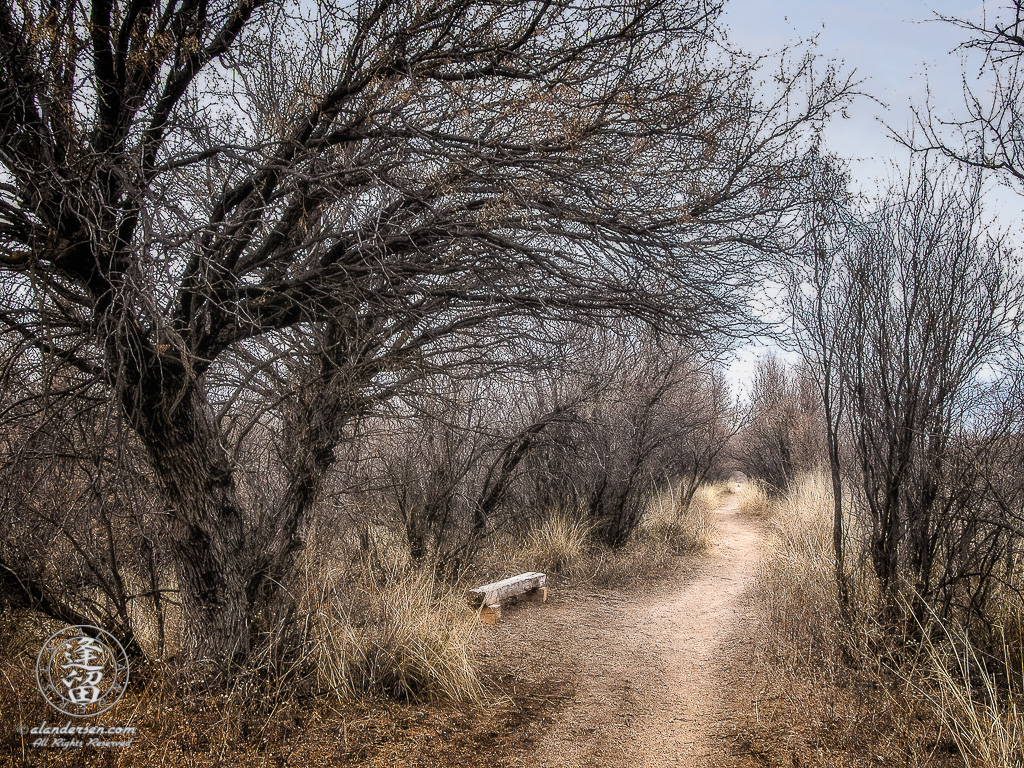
[643,480,721,556]
[753,474,846,665]
[739,474,931,766]
[744,472,1024,768]
[0,532,519,768]
[896,604,1024,768]
[294,550,483,704]
[734,477,773,518]
[506,480,721,588]
[0,626,509,768]
[749,473,890,689]
[517,509,593,575]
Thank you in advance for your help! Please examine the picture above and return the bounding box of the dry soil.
[478,493,765,768]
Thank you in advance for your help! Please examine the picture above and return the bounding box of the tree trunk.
[150,419,250,672]
[120,346,250,674]
[820,373,848,608]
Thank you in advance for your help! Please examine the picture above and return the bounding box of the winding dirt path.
[632,494,762,767]
[480,494,764,768]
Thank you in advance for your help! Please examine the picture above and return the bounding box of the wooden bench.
[468,572,547,624]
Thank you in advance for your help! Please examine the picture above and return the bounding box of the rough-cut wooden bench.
[467,572,547,624]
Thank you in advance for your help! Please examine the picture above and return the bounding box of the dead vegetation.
[4,0,1024,764]
[0,478,725,768]
[506,480,721,587]
[736,474,1024,768]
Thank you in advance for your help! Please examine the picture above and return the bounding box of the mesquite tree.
[0,0,849,670]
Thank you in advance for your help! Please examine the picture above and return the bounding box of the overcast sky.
[717,0,1018,390]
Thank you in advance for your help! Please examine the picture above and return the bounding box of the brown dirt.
[477,493,766,768]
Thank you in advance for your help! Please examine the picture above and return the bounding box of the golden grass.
[734,477,773,518]
[296,555,483,703]
[750,472,1024,767]
[509,481,720,587]
[894,599,1024,768]
[518,509,593,575]
[752,473,855,670]
[643,480,720,556]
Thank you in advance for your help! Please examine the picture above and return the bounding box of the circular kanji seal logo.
[35,625,130,717]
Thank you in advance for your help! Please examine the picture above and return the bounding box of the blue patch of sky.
[716,0,1021,393]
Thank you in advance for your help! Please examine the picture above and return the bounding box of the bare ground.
[478,493,766,768]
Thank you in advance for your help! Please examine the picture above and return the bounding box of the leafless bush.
[531,335,736,548]
[338,332,732,568]
[733,356,825,492]
[344,375,582,577]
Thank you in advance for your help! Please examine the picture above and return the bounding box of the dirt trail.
[632,494,762,767]
[482,494,764,768]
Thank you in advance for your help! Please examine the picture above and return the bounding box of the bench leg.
[526,586,548,603]
[479,603,502,624]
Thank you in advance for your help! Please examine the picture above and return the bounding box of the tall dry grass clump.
[518,509,593,575]
[892,597,1024,768]
[295,547,482,703]
[643,480,721,555]
[752,473,861,670]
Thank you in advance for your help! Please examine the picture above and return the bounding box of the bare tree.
[911,2,1024,190]
[549,333,726,547]
[788,151,857,606]
[733,355,824,491]
[0,0,850,670]
[793,164,1024,628]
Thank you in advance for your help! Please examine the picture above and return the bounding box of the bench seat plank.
[468,572,546,607]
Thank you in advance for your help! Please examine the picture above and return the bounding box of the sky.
[722,0,973,188]
[716,0,1019,391]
